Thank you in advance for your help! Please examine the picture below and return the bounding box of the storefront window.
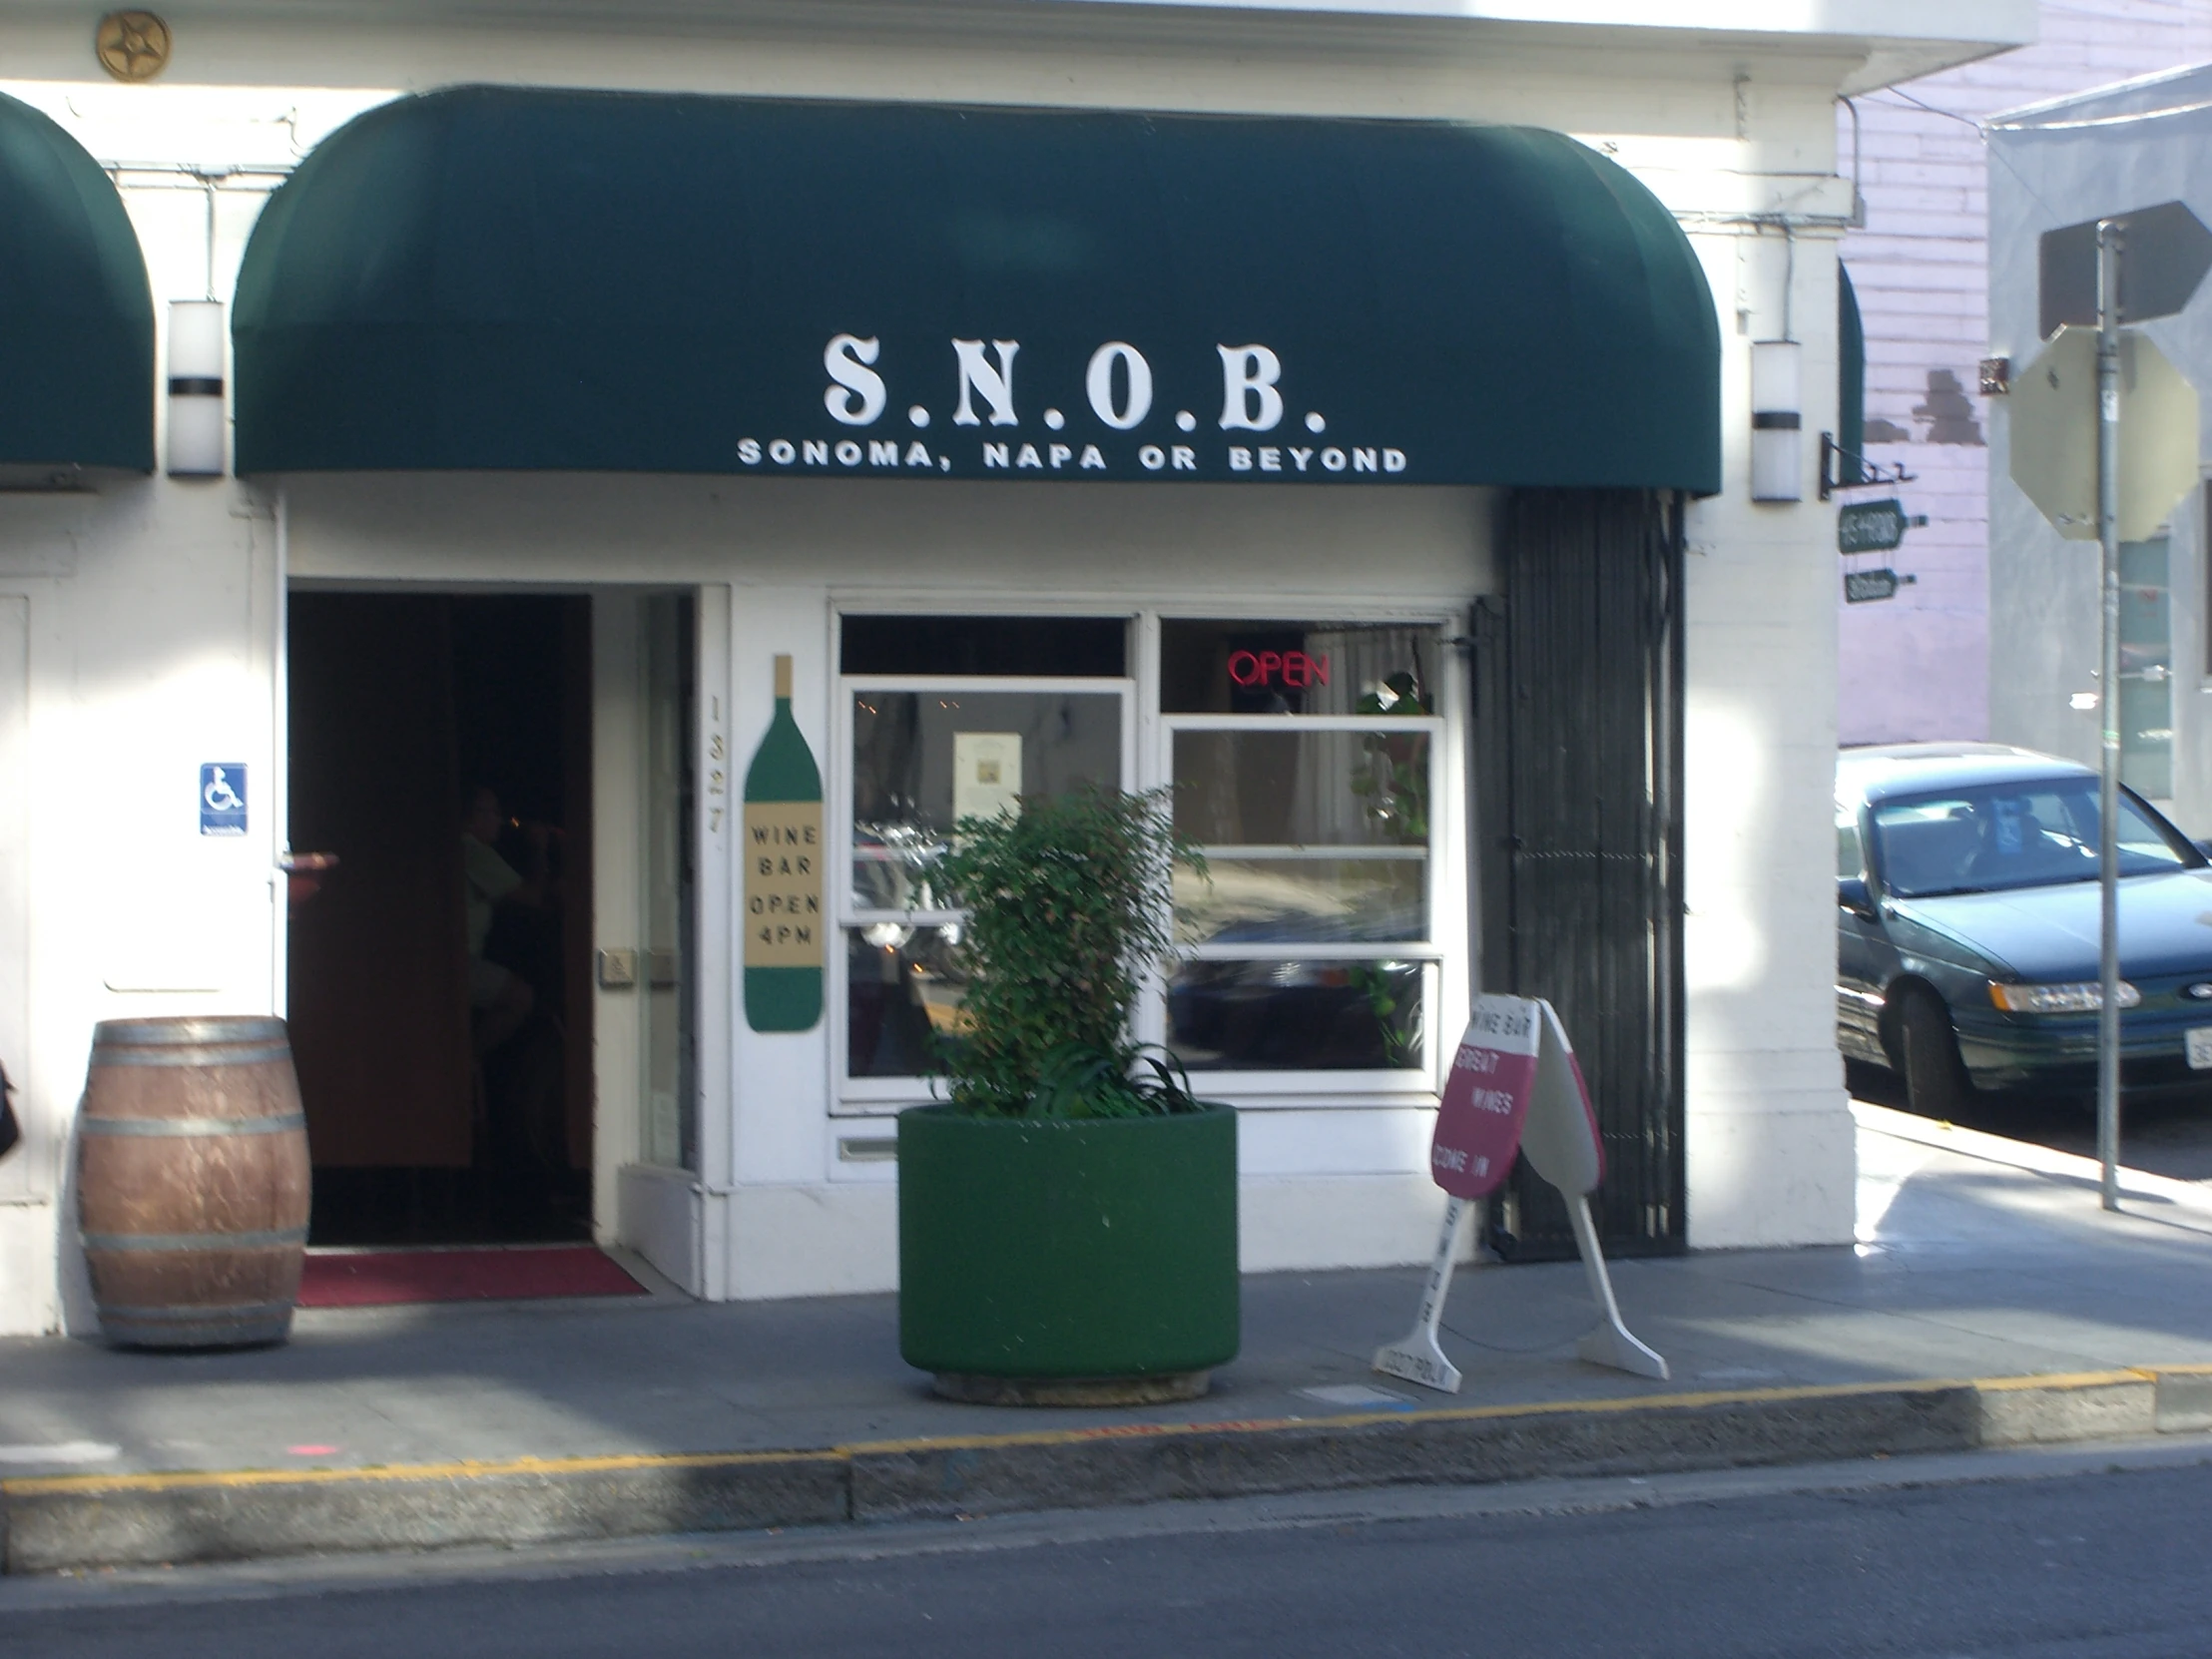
[1167,959,1426,1070]
[838,617,1133,1093]
[845,922,967,1078]
[843,614,1126,678]
[851,689,1124,905]
[1161,619,1443,1073]
[1159,619,1436,716]
[833,611,1447,1100]
[1171,730,1431,944]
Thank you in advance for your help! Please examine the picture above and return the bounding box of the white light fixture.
[167,299,227,477]
[1749,339,1802,503]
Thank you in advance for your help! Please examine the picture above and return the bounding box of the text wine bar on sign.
[743,653,826,1032]
[745,806,821,965]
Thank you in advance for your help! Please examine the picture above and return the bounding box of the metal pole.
[2095,220,2124,1213]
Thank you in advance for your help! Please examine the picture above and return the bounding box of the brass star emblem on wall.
[96,11,172,83]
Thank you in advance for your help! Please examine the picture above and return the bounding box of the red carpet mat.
[299,1246,648,1308]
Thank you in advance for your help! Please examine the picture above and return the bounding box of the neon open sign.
[1227,649,1331,689]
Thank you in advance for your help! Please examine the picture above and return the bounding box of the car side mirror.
[1838,875,1877,919]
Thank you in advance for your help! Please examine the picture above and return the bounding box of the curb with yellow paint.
[4,1368,2206,1575]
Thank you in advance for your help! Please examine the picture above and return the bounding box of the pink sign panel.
[1429,996,1540,1199]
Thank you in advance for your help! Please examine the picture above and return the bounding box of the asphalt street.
[1852,1060,2212,1183]
[12,1452,2212,1659]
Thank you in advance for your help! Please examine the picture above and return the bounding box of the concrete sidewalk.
[5,1102,2212,1571]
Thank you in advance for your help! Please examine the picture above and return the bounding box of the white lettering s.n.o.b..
[823,334,887,426]
[952,339,1020,427]
[817,335,1304,442]
[1218,343,1284,431]
[1086,341,1153,430]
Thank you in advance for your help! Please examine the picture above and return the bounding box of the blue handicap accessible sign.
[200,763,248,835]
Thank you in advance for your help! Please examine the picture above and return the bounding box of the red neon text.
[1227,649,1330,690]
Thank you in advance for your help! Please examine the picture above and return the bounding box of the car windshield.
[1869,779,2200,897]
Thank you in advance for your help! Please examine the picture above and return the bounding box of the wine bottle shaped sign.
[743,654,825,1031]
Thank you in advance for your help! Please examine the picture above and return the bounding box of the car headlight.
[1987,979,2141,1013]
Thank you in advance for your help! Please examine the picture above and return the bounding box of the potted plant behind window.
[897,785,1239,1404]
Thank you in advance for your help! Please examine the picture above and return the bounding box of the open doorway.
[286,593,595,1246]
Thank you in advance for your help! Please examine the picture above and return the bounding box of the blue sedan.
[1837,743,2212,1114]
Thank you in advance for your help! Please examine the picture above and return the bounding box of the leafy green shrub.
[930,786,1206,1118]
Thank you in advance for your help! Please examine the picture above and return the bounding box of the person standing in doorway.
[462,784,537,1057]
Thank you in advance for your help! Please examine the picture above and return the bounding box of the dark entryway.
[287,593,594,1245]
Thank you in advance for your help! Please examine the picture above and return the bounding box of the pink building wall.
[1837,0,2212,745]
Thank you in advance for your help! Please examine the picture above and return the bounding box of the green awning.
[235,87,1719,491]
[0,92,154,472]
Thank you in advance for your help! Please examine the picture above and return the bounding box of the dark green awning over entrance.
[0,92,154,472]
[235,87,1719,491]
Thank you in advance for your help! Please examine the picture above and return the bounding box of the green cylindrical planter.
[897,1103,1240,1394]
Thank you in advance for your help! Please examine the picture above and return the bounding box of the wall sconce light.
[1750,339,1802,503]
[167,298,226,477]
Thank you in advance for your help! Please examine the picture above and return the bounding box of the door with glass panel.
[595,591,697,1286]
[836,616,1131,1104]
[636,594,696,1171]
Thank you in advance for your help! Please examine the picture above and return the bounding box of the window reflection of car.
[1169,915,1424,1070]
[1836,743,2212,1115]
[851,820,949,912]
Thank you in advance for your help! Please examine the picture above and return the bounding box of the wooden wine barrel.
[78,1016,310,1348]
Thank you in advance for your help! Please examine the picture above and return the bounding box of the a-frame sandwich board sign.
[1373,994,1667,1392]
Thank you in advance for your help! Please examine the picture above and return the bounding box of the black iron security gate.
[1471,488,1686,1258]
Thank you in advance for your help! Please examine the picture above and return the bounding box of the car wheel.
[1897,988,1972,1119]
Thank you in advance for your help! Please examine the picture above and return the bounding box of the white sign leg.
[1372,1196,1467,1393]
[1567,1194,1668,1381]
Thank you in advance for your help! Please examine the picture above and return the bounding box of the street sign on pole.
[2039,200,2212,337]
[2007,326,2199,542]
[1837,498,1910,554]
[2095,224,2125,1214]
[2014,215,2210,1214]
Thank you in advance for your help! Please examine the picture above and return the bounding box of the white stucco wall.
[1676,227,1861,1250]
[0,2,2037,1330]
